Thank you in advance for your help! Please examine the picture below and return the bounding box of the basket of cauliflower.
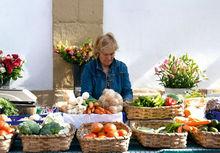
[18,113,75,152]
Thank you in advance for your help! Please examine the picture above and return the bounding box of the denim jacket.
[81,58,133,101]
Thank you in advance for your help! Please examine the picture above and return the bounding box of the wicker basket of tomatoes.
[124,94,184,120]
[130,120,188,148]
[0,117,15,152]
[76,122,132,153]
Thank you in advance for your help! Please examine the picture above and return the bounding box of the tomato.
[165,97,177,106]
[106,130,119,137]
[0,130,8,136]
[117,129,128,136]
[83,133,97,139]
[103,123,117,133]
[91,122,103,133]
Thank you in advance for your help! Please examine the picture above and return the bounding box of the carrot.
[186,120,211,126]
[87,108,92,114]
[96,106,105,112]
[105,110,112,114]
[184,108,191,117]
[182,125,193,132]
[88,102,94,109]
[94,109,104,114]
[177,126,183,133]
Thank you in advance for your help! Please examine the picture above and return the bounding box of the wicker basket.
[191,130,220,148]
[20,125,75,152]
[124,103,183,120]
[77,122,132,153]
[130,120,187,148]
[0,134,13,152]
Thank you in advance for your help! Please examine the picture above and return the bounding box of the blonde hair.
[94,32,119,57]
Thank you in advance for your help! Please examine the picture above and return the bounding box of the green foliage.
[18,120,41,135]
[155,54,207,88]
[185,90,206,98]
[40,121,63,135]
[133,95,164,107]
[0,98,19,116]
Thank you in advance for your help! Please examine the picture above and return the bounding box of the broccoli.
[40,121,63,135]
[18,120,41,135]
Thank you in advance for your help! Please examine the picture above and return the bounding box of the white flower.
[0,66,6,73]
[82,92,90,100]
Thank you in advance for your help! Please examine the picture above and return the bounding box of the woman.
[81,32,133,101]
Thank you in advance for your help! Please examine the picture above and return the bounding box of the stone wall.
[32,0,103,106]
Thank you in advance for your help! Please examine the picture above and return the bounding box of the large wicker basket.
[130,120,188,148]
[191,130,220,148]
[77,122,132,153]
[124,103,183,120]
[0,134,13,152]
[20,125,75,152]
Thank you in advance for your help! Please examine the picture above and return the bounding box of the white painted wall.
[104,0,220,89]
[0,0,52,90]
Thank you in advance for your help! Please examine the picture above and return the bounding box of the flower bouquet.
[155,54,207,88]
[0,50,24,87]
[54,38,94,66]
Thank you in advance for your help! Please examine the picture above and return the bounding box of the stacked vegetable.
[0,98,19,116]
[83,122,128,139]
[18,113,71,135]
[133,93,183,107]
[0,114,15,138]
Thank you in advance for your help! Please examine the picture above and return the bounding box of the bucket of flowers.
[54,38,94,95]
[154,54,207,94]
[0,50,24,88]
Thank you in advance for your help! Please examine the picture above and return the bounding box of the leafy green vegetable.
[164,122,183,133]
[133,95,164,107]
[40,121,63,135]
[18,120,41,135]
[0,98,19,116]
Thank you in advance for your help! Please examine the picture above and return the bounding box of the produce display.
[83,101,112,114]
[54,92,89,114]
[0,115,15,138]
[0,98,19,116]
[18,113,71,135]
[83,122,128,139]
[98,89,123,113]
[132,93,183,107]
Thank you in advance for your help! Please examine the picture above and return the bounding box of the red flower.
[12,54,19,59]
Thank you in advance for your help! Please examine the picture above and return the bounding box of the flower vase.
[0,79,10,89]
[164,87,192,95]
[72,64,84,97]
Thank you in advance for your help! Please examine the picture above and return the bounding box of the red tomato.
[165,97,177,106]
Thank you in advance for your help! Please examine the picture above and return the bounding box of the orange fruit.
[91,122,103,133]
[83,133,97,139]
[103,123,117,133]
[118,129,128,136]
[106,130,119,137]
